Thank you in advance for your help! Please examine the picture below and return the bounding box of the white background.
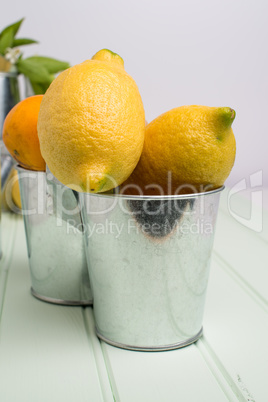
[1,0,267,189]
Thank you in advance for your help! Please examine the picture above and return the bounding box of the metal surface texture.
[0,72,20,259]
[17,166,92,305]
[80,187,223,350]
[0,149,1,260]
[1,154,14,190]
[0,72,20,138]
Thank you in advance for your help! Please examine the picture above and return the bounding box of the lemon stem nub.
[91,49,124,68]
[218,107,236,128]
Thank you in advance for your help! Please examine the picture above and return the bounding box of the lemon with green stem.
[37,49,145,192]
[123,105,236,195]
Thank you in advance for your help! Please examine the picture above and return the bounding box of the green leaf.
[0,28,14,54]
[0,18,24,39]
[0,18,25,54]
[17,58,52,83]
[12,38,38,47]
[24,56,70,73]
[29,79,52,95]
[0,19,38,53]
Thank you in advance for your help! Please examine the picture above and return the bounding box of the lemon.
[37,49,145,193]
[11,170,22,209]
[1,168,22,211]
[123,105,236,195]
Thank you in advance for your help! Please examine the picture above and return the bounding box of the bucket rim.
[0,71,18,78]
[83,185,225,201]
[15,164,225,200]
[15,164,46,174]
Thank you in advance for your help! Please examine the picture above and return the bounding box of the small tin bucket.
[80,187,223,351]
[0,72,20,138]
[0,144,2,260]
[16,166,92,305]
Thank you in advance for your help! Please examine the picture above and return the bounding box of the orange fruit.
[2,95,46,171]
[122,105,236,195]
[37,49,145,193]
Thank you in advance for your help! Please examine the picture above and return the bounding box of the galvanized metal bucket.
[0,72,20,139]
[80,187,223,351]
[0,144,2,260]
[0,72,20,257]
[17,166,92,305]
[0,72,20,185]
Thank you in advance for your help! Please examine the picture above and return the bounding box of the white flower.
[5,47,21,64]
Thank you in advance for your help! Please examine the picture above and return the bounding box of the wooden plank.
[100,334,236,401]
[83,308,115,402]
[0,218,111,402]
[0,212,18,317]
[0,212,18,267]
[203,255,268,402]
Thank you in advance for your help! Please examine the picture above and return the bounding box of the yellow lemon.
[11,170,22,209]
[37,49,145,193]
[122,105,236,195]
[1,168,22,211]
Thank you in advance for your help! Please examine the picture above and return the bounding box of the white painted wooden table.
[0,187,267,402]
